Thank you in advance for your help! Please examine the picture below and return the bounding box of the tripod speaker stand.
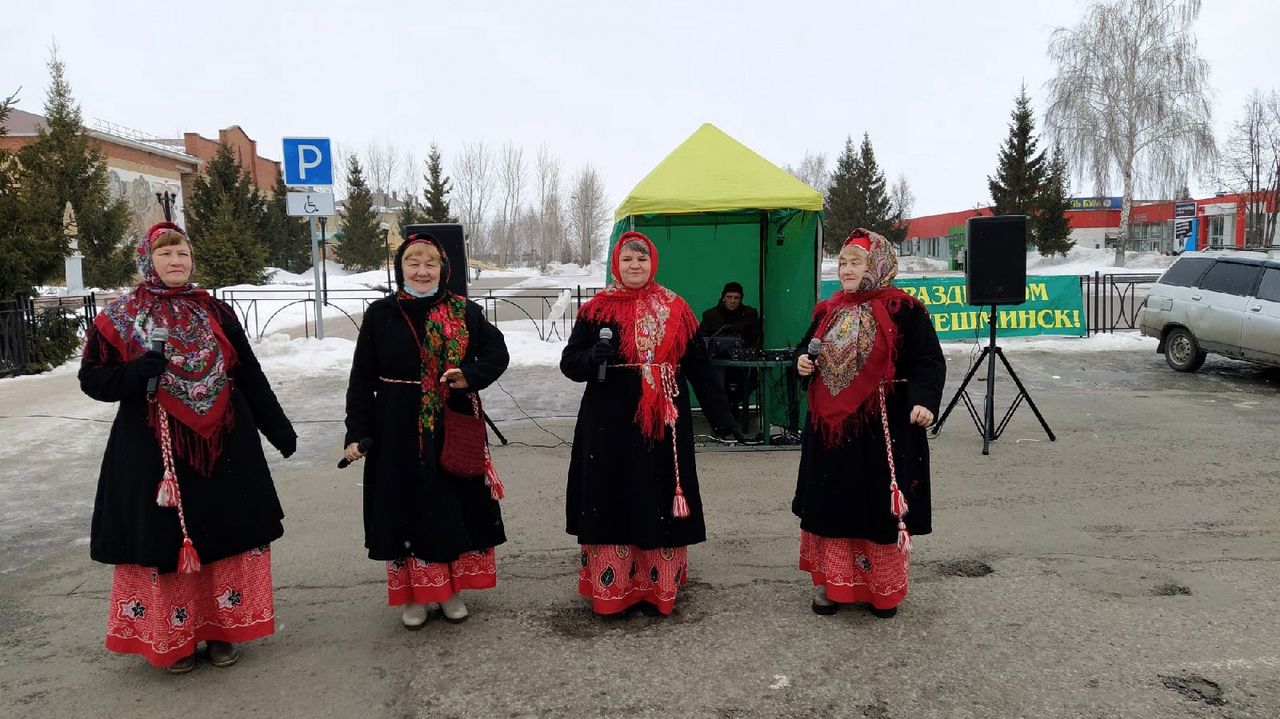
[930,305,1055,454]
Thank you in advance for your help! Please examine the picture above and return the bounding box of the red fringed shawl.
[576,231,698,442]
[95,223,237,477]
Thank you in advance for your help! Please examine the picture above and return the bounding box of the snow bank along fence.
[214,286,606,341]
[0,294,98,375]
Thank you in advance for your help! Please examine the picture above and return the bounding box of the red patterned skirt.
[798,531,908,610]
[386,548,497,606]
[105,547,274,668]
[577,544,688,616]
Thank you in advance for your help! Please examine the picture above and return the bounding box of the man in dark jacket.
[700,281,761,349]
[700,281,762,418]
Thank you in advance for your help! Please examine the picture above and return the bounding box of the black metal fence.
[214,286,605,341]
[1078,273,1161,336]
[2,274,1163,376]
[0,294,98,376]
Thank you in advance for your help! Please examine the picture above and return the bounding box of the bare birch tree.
[1044,0,1216,265]
[496,141,526,266]
[452,142,493,260]
[362,141,401,208]
[888,174,916,251]
[568,165,609,267]
[534,146,565,270]
[398,147,419,203]
[785,151,831,193]
[1221,89,1280,246]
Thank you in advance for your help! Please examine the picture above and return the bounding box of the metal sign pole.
[310,215,325,339]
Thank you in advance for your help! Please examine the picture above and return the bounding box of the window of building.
[1208,216,1225,246]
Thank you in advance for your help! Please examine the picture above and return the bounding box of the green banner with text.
[819,275,1085,341]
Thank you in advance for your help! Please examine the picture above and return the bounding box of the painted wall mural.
[107,167,186,237]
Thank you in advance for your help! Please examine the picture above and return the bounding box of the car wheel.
[1165,327,1207,372]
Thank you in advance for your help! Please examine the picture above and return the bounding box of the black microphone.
[800,338,821,390]
[145,327,169,396]
[596,327,613,382]
[338,437,374,469]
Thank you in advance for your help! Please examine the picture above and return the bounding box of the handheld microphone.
[338,437,375,469]
[596,327,613,382]
[145,327,169,396]
[801,338,821,390]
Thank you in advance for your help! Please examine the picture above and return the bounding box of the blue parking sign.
[282,137,333,186]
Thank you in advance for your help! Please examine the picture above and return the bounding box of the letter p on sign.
[282,137,333,187]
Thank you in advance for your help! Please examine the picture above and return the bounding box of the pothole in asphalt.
[936,559,994,578]
[1160,673,1226,706]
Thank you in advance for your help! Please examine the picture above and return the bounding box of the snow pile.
[1027,247,1175,276]
[265,263,392,290]
[251,333,357,374]
[898,256,952,274]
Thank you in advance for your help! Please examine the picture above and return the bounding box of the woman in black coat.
[793,229,945,619]
[80,222,296,673]
[561,231,737,617]
[343,235,509,630]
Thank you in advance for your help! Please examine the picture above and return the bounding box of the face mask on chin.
[404,284,438,298]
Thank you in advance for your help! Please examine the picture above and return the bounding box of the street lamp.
[155,189,177,222]
[379,222,392,292]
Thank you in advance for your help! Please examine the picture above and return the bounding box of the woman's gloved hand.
[136,350,167,379]
[588,338,614,366]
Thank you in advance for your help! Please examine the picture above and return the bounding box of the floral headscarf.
[807,229,919,446]
[94,222,237,475]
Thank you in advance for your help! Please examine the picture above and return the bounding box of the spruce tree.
[852,134,895,239]
[336,155,384,271]
[1033,147,1075,257]
[988,85,1047,220]
[422,143,455,223]
[261,176,312,273]
[194,200,257,287]
[18,51,131,288]
[186,143,268,285]
[823,137,862,254]
[823,133,896,253]
[1,90,63,298]
[397,196,423,232]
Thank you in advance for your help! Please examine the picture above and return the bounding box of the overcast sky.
[3,0,1277,217]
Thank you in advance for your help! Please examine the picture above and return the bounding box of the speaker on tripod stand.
[931,215,1055,454]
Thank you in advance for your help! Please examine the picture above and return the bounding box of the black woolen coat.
[344,294,509,562]
[561,317,735,549]
[792,301,946,543]
[80,301,295,574]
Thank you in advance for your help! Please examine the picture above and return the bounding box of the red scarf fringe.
[578,283,697,441]
[808,288,920,447]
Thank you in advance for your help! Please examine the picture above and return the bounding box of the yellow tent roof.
[614,123,824,220]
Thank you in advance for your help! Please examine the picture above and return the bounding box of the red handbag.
[440,393,487,477]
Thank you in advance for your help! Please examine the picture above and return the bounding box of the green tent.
[609,123,824,427]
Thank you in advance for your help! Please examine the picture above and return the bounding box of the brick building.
[904,192,1280,265]
[0,111,282,239]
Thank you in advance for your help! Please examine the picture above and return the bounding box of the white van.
[1137,251,1280,371]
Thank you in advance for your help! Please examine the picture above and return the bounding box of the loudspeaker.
[403,223,468,297]
[965,215,1027,306]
